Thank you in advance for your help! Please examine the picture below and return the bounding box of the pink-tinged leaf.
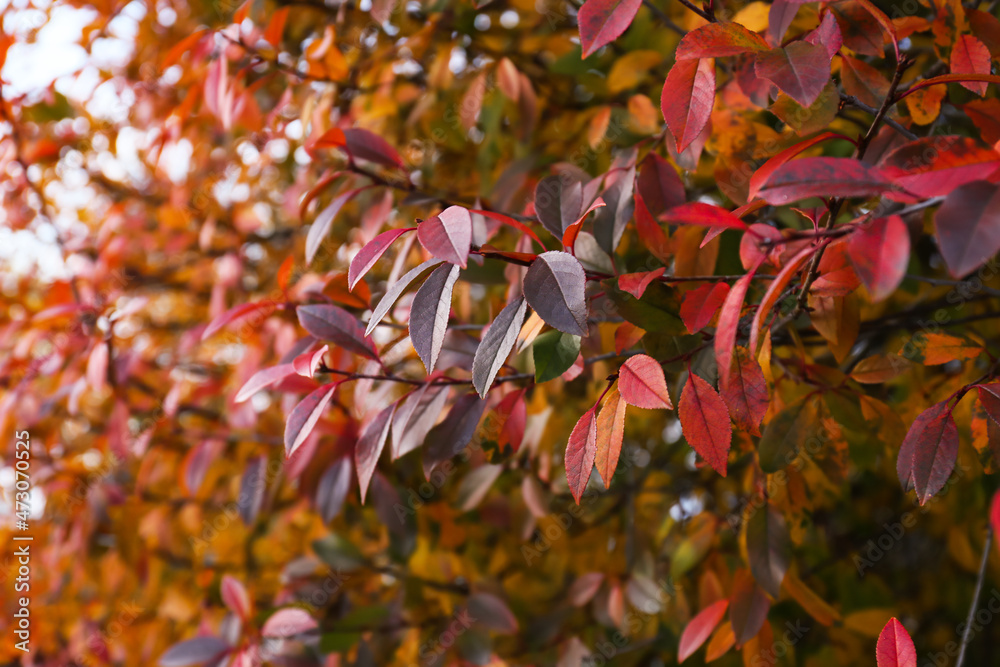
[284,382,340,457]
[316,456,352,523]
[568,572,605,606]
[661,58,716,154]
[896,400,958,504]
[159,637,230,667]
[293,344,329,378]
[577,0,642,58]
[342,127,405,169]
[565,406,599,504]
[755,42,832,108]
[467,592,519,634]
[715,268,757,393]
[749,243,816,354]
[262,608,318,638]
[876,618,917,667]
[619,354,673,409]
[86,341,109,391]
[470,208,544,248]
[423,393,487,478]
[306,187,367,265]
[680,282,730,333]
[365,258,443,336]
[877,137,1000,198]
[418,206,474,268]
[349,227,414,290]
[221,575,251,620]
[934,180,1000,278]
[202,300,275,340]
[236,363,297,403]
[392,385,450,459]
[847,216,909,302]
[663,202,749,231]
[619,268,665,299]
[562,196,607,250]
[638,152,686,218]
[803,10,842,59]
[675,23,769,60]
[991,491,1000,546]
[356,402,396,504]
[978,383,1000,425]
[298,304,378,360]
[757,157,891,205]
[472,297,528,397]
[595,386,627,487]
[721,346,769,436]
[524,251,589,336]
[409,262,460,373]
[748,131,846,201]
[678,372,731,475]
[741,223,782,270]
[952,34,991,95]
[678,599,729,663]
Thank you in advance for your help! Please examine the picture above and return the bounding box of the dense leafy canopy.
[6,0,1000,664]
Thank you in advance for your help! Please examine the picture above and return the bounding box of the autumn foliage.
[7,0,1000,663]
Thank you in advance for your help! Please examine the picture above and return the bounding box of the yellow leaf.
[843,609,896,638]
[733,2,771,31]
[899,331,983,365]
[905,85,946,125]
[782,571,841,626]
[588,106,612,149]
[607,50,663,94]
[628,94,661,134]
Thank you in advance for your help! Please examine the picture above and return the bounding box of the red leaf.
[847,215,909,302]
[470,208,544,248]
[852,0,900,60]
[978,383,1000,425]
[235,363,297,403]
[721,346,769,436]
[755,42,831,108]
[678,372,731,475]
[637,152,686,218]
[297,304,378,360]
[729,569,770,647]
[203,300,275,341]
[284,382,340,457]
[661,58,716,154]
[418,206,474,268]
[342,127,405,169]
[349,227,414,290]
[565,407,599,504]
[756,157,890,205]
[619,268,665,299]
[675,23,769,60]
[715,268,757,393]
[951,34,991,96]
[876,618,917,667]
[991,491,1000,545]
[898,73,1000,100]
[662,202,749,231]
[896,400,958,505]
[877,137,1000,198]
[748,131,846,201]
[678,599,729,663]
[577,0,642,58]
[680,282,730,333]
[749,243,816,354]
[355,402,396,503]
[595,386,627,487]
[619,354,673,409]
[635,192,672,263]
[933,180,1000,278]
[293,344,329,378]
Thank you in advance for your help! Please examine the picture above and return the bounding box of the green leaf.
[533,330,582,382]
[312,534,365,572]
[605,280,686,334]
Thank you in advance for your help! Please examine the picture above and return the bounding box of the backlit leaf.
[577,0,642,58]
[595,385,627,487]
[678,372,731,475]
[847,215,909,302]
[417,206,474,268]
[661,58,716,154]
[619,353,673,409]
[876,618,917,667]
[678,599,729,663]
[565,406,599,503]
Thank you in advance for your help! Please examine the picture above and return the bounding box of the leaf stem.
[956,526,993,667]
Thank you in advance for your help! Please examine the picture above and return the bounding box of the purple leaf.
[316,456,353,523]
[284,382,340,457]
[524,251,588,336]
[297,304,378,360]
[409,262,460,373]
[472,297,528,398]
[356,402,396,504]
[422,393,487,478]
[159,637,230,667]
[365,259,443,336]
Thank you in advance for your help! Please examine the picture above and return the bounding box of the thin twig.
[956,526,993,667]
